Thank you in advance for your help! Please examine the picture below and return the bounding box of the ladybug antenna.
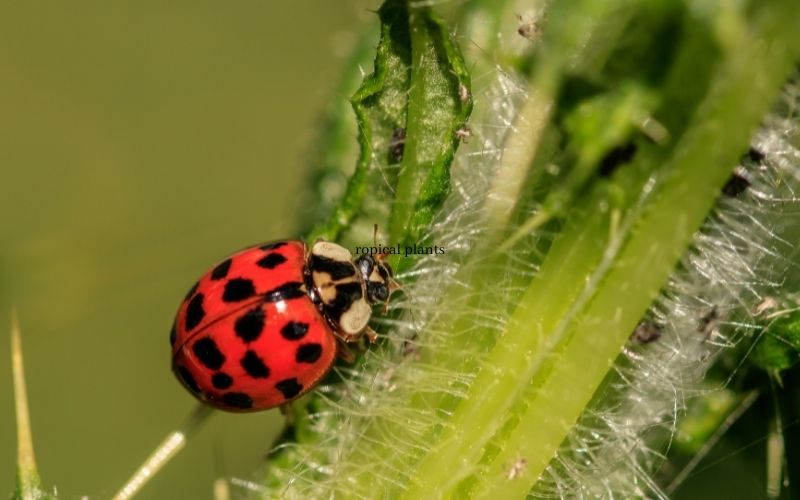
[373,224,393,265]
[111,403,214,500]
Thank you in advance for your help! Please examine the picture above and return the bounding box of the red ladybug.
[170,240,396,412]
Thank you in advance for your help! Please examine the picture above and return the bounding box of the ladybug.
[170,239,396,412]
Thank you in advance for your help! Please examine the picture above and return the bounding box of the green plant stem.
[471,3,800,496]
[333,1,640,495]
[309,1,411,244]
[388,2,471,252]
[387,9,431,246]
[398,1,800,497]
[484,0,636,232]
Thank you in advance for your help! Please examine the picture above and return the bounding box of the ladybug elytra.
[170,240,396,412]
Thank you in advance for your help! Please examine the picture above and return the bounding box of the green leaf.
[310,0,472,256]
[265,0,800,497]
[753,309,800,373]
[269,0,473,482]
[308,0,412,243]
[388,2,472,252]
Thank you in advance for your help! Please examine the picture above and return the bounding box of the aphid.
[745,146,765,163]
[631,320,662,344]
[723,147,763,197]
[752,296,779,317]
[171,239,397,412]
[402,334,420,359]
[722,168,751,197]
[455,126,472,142]
[517,14,541,41]
[389,127,406,163]
[458,83,470,103]
[697,307,719,336]
[506,458,527,480]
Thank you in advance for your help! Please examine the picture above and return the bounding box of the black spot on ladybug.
[263,282,306,302]
[210,258,232,281]
[212,372,233,389]
[257,253,287,269]
[722,171,750,197]
[310,255,356,280]
[260,241,287,251]
[184,281,200,301]
[275,378,303,400]
[234,306,265,343]
[169,321,177,347]
[241,350,271,378]
[599,142,637,177]
[185,293,206,331]
[631,321,662,344]
[192,337,225,370]
[325,282,363,321]
[296,343,323,364]
[177,366,200,394]
[223,278,256,302]
[281,321,309,340]
[222,392,253,409]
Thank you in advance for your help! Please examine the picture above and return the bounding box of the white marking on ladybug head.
[312,241,352,262]
[369,266,383,283]
[339,299,372,336]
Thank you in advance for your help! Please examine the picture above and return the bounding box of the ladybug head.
[354,254,397,305]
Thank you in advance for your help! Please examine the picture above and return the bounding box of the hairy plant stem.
[257,0,800,497]
[484,0,637,232]
[404,1,800,497]
[388,2,472,256]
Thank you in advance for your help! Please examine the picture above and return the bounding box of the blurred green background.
[0,2,370,498]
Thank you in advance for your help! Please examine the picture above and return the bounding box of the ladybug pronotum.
[170,240,396,412]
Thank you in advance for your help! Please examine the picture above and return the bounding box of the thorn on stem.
[11,308,44,500]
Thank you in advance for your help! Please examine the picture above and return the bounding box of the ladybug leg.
[364,326,379,343]
[336,340,356,363]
